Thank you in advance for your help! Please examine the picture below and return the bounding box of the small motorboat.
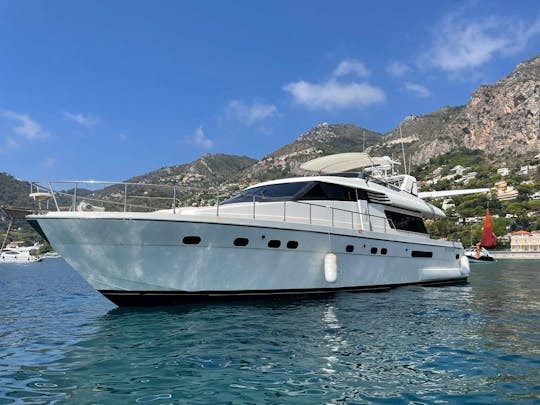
[465,244,495,262]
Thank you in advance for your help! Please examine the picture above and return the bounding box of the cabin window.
[385,210,427,234]
[268,240,281,248]
[346,245,354,253]
[221,182,312,204]
[381,248,388,255]
[183,236,201,245]
[234,238,249,247]
[300,182,358,201]
[286,241,299,249]
[370,247,378,254]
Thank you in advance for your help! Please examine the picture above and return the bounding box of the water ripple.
[0,260,539,403]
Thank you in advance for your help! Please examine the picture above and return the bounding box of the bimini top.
[300,152,399,174]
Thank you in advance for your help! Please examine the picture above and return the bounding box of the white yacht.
[0,244,41,263]
[26,153,480,306]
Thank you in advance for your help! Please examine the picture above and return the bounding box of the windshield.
[221,182,313,204]
[221,181,363,204]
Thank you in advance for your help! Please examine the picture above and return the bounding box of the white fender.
[324,253,337,283]
[460,255,470,277]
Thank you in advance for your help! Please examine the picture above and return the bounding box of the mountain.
[125,153,257,187]
[371,54,540,165]
[0,173,36,242]
[0,172,32,210]
[241,123,383,182]
[2,55,539,222]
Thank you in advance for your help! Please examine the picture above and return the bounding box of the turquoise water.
[0,260,539,404]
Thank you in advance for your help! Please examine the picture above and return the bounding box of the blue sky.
[1,1,539,181]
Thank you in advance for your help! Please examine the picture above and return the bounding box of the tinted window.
[221,182,311,204]
[268,240,281,248]
[300,182,358,201]
[183,236,201,245]
[385,210,427,234]
[234,238,249,247]
[411,250,432,258]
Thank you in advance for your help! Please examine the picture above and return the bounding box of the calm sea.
[0,259,538,404]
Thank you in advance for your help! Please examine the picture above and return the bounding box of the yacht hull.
[28,213,469,306]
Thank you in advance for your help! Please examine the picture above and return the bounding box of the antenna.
[399,125,407,175]
[362,130,365,152]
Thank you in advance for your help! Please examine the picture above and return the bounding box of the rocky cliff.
[372,54,540,165]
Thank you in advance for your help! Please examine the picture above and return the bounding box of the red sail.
[480,208,497,248]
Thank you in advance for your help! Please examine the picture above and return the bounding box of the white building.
[497,167,510,176]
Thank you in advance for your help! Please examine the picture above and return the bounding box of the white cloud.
[0,136,20,153]
[405,82,431,98]
[387,61,411,77]
[284,59,384,110]
[63,112,100,127]
[42,157,56,168]
[421,13,540,73]
[186,126,213,149]
[226,100,278,126]
[283,79,385,110]
[2,110,49,139]
[332,59,370,78]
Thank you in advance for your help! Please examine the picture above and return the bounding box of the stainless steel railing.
[29,180,405,234]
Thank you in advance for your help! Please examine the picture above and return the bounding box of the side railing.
[29,180,409,235]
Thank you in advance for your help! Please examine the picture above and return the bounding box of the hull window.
[268,240,281,248]
[346,245,354,253]
[381,248,388,255]
[234,238,249,247]
[182,236,201,245]
[286,241,299,249]
[370,247,378,254]
[411,251,433,258]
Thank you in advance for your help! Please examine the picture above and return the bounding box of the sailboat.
[465,208,496,262]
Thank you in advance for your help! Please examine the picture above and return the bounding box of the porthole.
[411,250,432,258]
[346,245,354,253]
[381,248,387,255]
[268,240,281,248]
[234,238,249,247]
[286,241,299,249]
[456,254,460,260]
[370,247,378,254]
[183,236,201,245]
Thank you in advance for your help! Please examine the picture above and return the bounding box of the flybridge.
[301,152,418,195]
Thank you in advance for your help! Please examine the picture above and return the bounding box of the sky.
[1,0,539,181]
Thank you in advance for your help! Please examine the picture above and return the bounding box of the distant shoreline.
[490,251,540,260]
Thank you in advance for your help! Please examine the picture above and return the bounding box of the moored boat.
[465,208,497,263]
[464,245,495,262]
[26,153,484,306]
[0,244,41,263]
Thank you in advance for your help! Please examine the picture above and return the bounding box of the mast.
[399,125,407,175]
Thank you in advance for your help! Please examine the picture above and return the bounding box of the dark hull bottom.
[466,255,495,262]
[100,278,468,306]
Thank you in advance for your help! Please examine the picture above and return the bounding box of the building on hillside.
[510,231,540,252]
[530,191,540,200]
[442,198,455,211]
[497,167,510,176]
[493,180,519,201]
[520,165,538,175]
[451,165,469,176]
